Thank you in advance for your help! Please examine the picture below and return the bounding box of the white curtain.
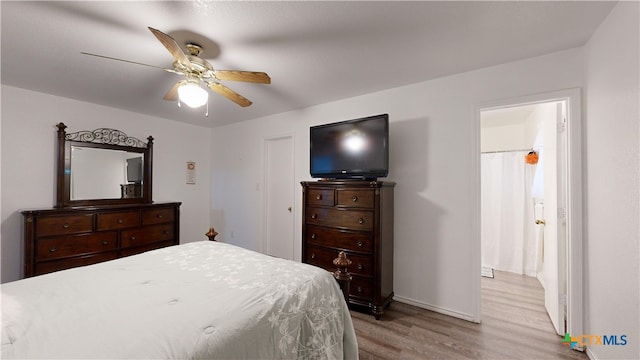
[481,151,538,276]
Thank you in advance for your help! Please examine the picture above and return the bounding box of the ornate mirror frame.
[56,122,153,208]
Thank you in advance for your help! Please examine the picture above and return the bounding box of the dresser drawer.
[35,251,119,275]
[142,206,175,225]
[350,276,374,301]
[36,214,93,237]
[336,189,374,208]
[36,232,117,260]
[96,210,140,231]
[306,207,374,231]
[120,241,175,257]
[305,244,373,277]
[306,225,372,253]
[121,224,174,248]
[306,188,334,207]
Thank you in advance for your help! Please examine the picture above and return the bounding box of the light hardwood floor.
[351,270,587,359]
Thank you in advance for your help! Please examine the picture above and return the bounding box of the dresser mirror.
[56,122,153,207]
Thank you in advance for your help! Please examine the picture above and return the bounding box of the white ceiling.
[1,1,615,128]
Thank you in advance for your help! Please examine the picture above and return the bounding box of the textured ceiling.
[1,1,615,128]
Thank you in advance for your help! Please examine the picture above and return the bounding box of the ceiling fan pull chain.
[205,101,209,117]
[177,99,181,108]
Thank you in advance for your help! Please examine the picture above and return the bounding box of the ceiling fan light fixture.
[178,81,208,108]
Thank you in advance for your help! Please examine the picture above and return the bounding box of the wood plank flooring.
[351,270,587,359]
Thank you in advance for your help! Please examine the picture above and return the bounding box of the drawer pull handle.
[352,195,358,202]
[62,223,70,229]
[163,230,169,235]
[311,253,316,259]
[130,236,136,241]
[102,240,108,245]
[156,214,164,219]
[358,218,364,224]
[117,219,123,224]
[357,241,363,247]
[316,195,322,200]
[357,286,363,293]
[49,247,57,252]
[357,264,363,270]
[311,233,316,239]
[311,213,318,219]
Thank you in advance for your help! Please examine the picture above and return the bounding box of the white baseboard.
[393,295,478,323]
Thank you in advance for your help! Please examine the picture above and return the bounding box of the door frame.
[261,133,296,258]
[471,88,584,347]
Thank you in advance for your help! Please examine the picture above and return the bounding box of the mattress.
[1,241,358,359]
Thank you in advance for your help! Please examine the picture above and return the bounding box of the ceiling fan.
[82,27,270,109]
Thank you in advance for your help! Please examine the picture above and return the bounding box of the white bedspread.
[1,241,358,359]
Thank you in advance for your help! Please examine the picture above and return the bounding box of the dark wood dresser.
[22,202,181,277]
[301,180,395,319]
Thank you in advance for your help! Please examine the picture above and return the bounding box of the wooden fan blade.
[208,82,252,107]
[81,52,181,74]
[214,70,271,84]
[147,27,192,67]
[163,81,182,101]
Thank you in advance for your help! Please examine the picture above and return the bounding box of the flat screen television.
[310,114,389,180]
[126,156,143,184]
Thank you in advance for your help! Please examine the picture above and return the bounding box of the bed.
[1,240,358,359]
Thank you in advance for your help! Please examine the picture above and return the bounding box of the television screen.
[310,114,389,179]
[126,157,143,183]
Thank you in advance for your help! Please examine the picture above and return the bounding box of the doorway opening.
[473,88,584,351]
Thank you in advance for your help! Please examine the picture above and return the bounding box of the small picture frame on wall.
[186,161,196,184]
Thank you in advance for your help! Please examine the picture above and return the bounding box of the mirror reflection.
[70,146,143,200]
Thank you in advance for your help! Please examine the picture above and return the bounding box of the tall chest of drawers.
[22,202,181,277]
[301,180,395,319]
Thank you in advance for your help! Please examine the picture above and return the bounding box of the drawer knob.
[102,240,108,245]
[358,218,364,224]
[357,286,363,293]
[117,219,123,224]
[316,195,322,200]
[311,233,316,239]
[163,230,169,235]
[357,264,363,270]
[311,213,318,219]
[62,223,70,229]
[156,214,164,219]
[311,253,316,259]
[130,236,136,241]
[357,241,363,247]
[49,247,57,252]
[352,195,358,202]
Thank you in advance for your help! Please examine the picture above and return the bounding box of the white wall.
[584,2,640,359]
[210,47,584,320]
[1,86,212,283]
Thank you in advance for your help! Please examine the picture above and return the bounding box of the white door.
[264,136,295,260]
[542,102,568,335]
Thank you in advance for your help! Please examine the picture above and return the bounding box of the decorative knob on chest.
[358,218,364,224]
[352,195,358,202]
[357,241,363,247]
[316,194,322,200]
[311,233,317,239]
[311,213,318,219]
[311,253,316,259]
[62,223,70,229]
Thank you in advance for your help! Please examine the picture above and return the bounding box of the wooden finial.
[333,251,352,305]
[206,227,219,241]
